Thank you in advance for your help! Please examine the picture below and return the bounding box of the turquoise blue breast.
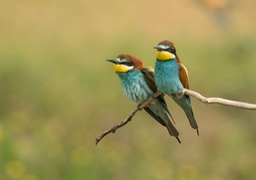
[117,70,153,103]
[154,60,183,94]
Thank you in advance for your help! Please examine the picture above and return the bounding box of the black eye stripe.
[167,47,176,54]
[120,60,133,66]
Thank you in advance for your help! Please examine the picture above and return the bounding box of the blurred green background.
[0,0,256,179]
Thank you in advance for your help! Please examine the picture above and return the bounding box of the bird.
[106,54,181,143]
[154,40,199,135]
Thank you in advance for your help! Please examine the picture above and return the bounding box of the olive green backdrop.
[0,0,256,179]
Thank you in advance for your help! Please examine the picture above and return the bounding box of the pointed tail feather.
[166,120,181,143]
[185,111,199,136]
[173,95,199,135]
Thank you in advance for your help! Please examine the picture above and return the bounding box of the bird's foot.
[178,89,185,96]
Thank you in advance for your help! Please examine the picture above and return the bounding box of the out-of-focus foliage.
[0,0,255,179]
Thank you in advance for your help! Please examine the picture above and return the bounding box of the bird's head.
[154,40,177,61]
[106,54,143,73]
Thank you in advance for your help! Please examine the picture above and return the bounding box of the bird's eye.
[167,47,175,53]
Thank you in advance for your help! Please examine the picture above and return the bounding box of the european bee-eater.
[154,40,199,135]
[107,54,181,143]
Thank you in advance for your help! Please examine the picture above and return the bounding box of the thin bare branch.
[181,89,256,110]
[96,89,256,145]
[95,92,162,145]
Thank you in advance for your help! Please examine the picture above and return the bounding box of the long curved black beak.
[106,59,119,64]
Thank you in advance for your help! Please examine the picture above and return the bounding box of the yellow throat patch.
[113,64,134,73]
[157,51,176,61]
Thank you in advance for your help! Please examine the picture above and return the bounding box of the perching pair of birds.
[107,40,199,143]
